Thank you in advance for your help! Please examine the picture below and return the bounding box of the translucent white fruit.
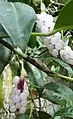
[24,82,28,90]
[9,100,14,107]
[23,90,29,97]
[51,37,59,45]
[20,92,27,101]
[70,51,73,59]
[37,12,53,25]
[19,106,26,114]
[44,38,50,47]
[64,54,70,61]
[37,12,46,21]
[10,113,16,118]
[13,88,20,95]
[37,12,54,32]
[50,22,55,31]
[46,35,53,40]
[41,25,49,33]
[48,44,54,53]
[52,49,58,57]
[16,102,21,109]
[36,20,43,31]
[55,40,64,50]
[12,95,20,103]
[13,76,20,85]
[10,105,16,113]
[54,32,61,39]
[64,46,71,51]
[21,100,27,106]
[60,50,64,56]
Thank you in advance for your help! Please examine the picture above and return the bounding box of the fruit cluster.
[36,12,73,65]
[9,76,29,115]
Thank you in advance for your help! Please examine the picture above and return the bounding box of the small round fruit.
[10,105,16,113]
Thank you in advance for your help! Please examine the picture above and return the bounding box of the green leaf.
[24,62,44,91]
[53,58,73,77]
[42,82,73,106]
[28,35,36,48]
[0,24,7,38]
[54,0,73,32]
[0,1,37,51]
[54,107,73,118]
[8,0,28,4]
[16,110,52,119]
[0,42,12,74]
[33,111,52,119]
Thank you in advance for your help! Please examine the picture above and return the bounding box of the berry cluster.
[36,12,73,65]
[9,76,29,115]
[60,46,73,65]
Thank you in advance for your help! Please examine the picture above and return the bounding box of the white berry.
[10,105,16,113]
[55,40,64,50]
[16,102,21,109]
[13,76,20,85]
[12,95,20,103]
[19,106,26,114]
[51,37,59,45]
[52,49,58,57]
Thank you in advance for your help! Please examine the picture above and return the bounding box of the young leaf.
[0,0,37,51]
[42,82,73,106]
[54,107,73,118]
[54,0,73,32]
[53,58,73,77]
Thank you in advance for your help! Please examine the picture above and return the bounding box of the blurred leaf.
[0,75,4,108]
[24,62,44,93]
[54,0,73,32]
[54,107,73,118]
[53,58,73,77]
[0,24,7,38]
[16,110,52,119]
[0,42,12,74]
[16,110,34,119]
[10,61,21,78]
[0,0,37,51]
[42,82,73,106]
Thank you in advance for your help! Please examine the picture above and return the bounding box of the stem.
[50,73,73,82]
[28,85,39,119]
[0,30,56,39]
[31,30,56,36]
[0,39,73,82]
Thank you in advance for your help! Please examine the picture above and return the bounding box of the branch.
[0,39,73,82]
